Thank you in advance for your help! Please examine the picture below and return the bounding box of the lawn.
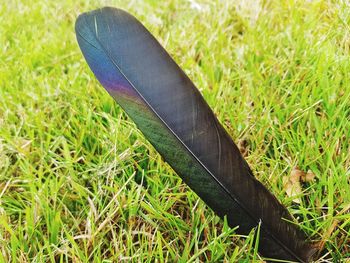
[0,0,349,262]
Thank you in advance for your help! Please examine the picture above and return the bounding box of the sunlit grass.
[0,0,349,262]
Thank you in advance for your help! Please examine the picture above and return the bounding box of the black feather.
[75,7,318,262]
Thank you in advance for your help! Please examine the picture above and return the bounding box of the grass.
[0,0,349,262]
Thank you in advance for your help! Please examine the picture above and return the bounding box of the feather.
[75,7,318,262]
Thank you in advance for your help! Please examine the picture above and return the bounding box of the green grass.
[0,0,349,262]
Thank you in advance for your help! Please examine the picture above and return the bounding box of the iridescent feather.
[75,7,318,262]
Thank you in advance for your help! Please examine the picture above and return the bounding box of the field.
[0,0,349,262]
